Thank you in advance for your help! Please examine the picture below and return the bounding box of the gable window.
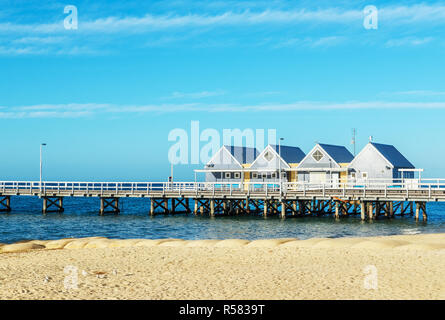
[234,172,241,179]
[312,150,324,162]
[224,172,231,179]
[351,172,356,179]
[264,151,273,162]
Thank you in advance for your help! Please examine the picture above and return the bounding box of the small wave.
[401,229,421,235]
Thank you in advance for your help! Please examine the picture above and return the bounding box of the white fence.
[0,178,445,194]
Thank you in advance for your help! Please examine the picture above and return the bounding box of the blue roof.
[269,145,306,163]
[224,145,258,164]
[318,143,354,163]
[371,143,414,168]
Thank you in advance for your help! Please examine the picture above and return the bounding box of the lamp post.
[40,143,46,194]
[278,138,284,196]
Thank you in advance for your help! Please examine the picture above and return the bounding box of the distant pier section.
[1,180,444,221]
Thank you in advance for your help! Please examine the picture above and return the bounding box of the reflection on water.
[0,196,444,244]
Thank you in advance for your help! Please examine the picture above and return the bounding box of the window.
[234,172,241,179]
[351,172,356,179]
[264,151,273,162]
[312,150,324,162]
[252,173,258,179]
[362,172,368,179]
[271,172,276,179]
[224,172,231,179]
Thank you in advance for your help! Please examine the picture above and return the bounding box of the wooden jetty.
[1,180,444,221]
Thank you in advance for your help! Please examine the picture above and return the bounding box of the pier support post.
[171,199,175,214]
[42,196,64,214]
[149,198,154,216]
[415,202,427,221]
[360,201,366,221]
[245,198,250,214]
[210,199,215,217]
[0,196,11,212]
[415,202,420,221]
[280,200,286,219]
[164,199,169,214]
[334,202,339,219]
[389,202,394,218]
[185,198,190,214]
[194,199,198,215]
[99,197,119,215]
[368,202,374,220]
[263,199,268,217]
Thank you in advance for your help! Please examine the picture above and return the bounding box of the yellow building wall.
[242,164,251,190]
[288,163,299,182]
[339,163,349,184]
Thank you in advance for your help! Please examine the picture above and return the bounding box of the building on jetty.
[248,144,305,183]
[348,142,416,182]
[296,143,354,186]
[0,138,430,221]
[200,141,416,187]
[203,145,258,183]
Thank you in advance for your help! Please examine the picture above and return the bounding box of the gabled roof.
[318,143,354,163]
[224,145,258,164]
[269,145,306,163]
[370,142,414,168]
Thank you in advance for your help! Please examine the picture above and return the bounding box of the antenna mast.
[351,128,357,156]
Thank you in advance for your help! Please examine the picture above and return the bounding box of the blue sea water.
[0,196,444,244]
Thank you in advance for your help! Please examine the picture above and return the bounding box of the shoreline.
[0,233,444,299]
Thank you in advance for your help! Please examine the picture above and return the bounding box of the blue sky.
[1,0,445,181]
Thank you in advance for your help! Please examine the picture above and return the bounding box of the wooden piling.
[150,198,154,216]
[368,202,374,220]
[280,200,286,219]
[263,199,268,217]
[335,202,339,219]
[210,199,215,217]
[360,201,366,221]
[415,202,420,221]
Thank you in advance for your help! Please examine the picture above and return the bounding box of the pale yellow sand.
[0,233,445,300]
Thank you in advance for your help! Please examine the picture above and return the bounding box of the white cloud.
[385,37,433,47]
[166,90,226,99]
[3,100,445,118]
[391,90,445,96]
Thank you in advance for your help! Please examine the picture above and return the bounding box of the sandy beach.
[0,233,444,300]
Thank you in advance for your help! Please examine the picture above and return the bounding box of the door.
[309,172,326,185]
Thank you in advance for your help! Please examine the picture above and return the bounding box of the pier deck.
[0,180,444,220]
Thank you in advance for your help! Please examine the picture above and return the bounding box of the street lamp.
[278,138,284,195]
[40,143,46,194]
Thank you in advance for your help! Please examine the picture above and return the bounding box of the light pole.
[278,138,284,195]
[40,143,46,194]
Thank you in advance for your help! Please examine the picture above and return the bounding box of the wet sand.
[0,233,444,299]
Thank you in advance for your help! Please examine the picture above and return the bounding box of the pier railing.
[1,178,445,195]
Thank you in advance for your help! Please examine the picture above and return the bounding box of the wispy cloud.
[3,100,445,118]
[385,37,433,47]
[1,4,445,36]
[1,3,445,55]
[391,90,445,96]
[165,90,226,99]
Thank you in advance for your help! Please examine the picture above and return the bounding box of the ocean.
[0,196,444,244]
